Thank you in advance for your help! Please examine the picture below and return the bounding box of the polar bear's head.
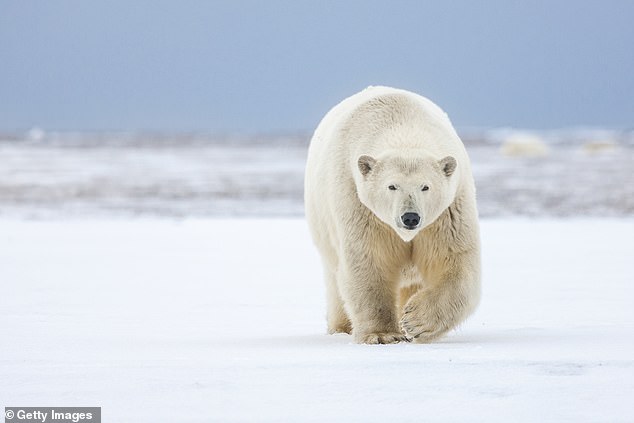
[355,152,458,242]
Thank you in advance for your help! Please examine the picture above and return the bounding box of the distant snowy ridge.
[0,129,632,218]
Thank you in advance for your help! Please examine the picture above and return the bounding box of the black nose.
[401,212,420,229]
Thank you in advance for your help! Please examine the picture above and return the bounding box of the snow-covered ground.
[1,131,632,218]
[1,218,632,422]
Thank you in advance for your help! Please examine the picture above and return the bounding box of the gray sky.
[1,1,632,132]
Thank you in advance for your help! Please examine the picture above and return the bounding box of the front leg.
[400,250,480,343]
[338,242,408,344]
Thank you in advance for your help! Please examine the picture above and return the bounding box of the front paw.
[354,331,409,344]
[400,303,448,343]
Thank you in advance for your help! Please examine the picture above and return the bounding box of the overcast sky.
[1,1,632,133]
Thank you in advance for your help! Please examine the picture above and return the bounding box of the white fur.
[305,86,481,344]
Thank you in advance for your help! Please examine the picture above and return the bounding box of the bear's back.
[311,86,452,152]
[308,86,468,178]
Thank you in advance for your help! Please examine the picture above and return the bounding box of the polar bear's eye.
[388,185,398,191]
[421,185,430,192]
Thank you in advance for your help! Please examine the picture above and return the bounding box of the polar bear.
[305,86,481,344]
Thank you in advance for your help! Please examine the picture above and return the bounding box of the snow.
[1,133,633,218]
[1,218,632,422]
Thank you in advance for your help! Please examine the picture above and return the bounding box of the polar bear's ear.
[440,156,457,177]
[358,155,377,176]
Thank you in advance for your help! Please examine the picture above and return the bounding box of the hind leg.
[399,283,422,316]
[325,269,352,334]
[398,265,423,318]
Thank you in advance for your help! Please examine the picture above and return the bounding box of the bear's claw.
[356,332,410,344]
[400,307,446,343]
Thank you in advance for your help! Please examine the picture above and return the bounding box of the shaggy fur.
[305,86,481,344]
